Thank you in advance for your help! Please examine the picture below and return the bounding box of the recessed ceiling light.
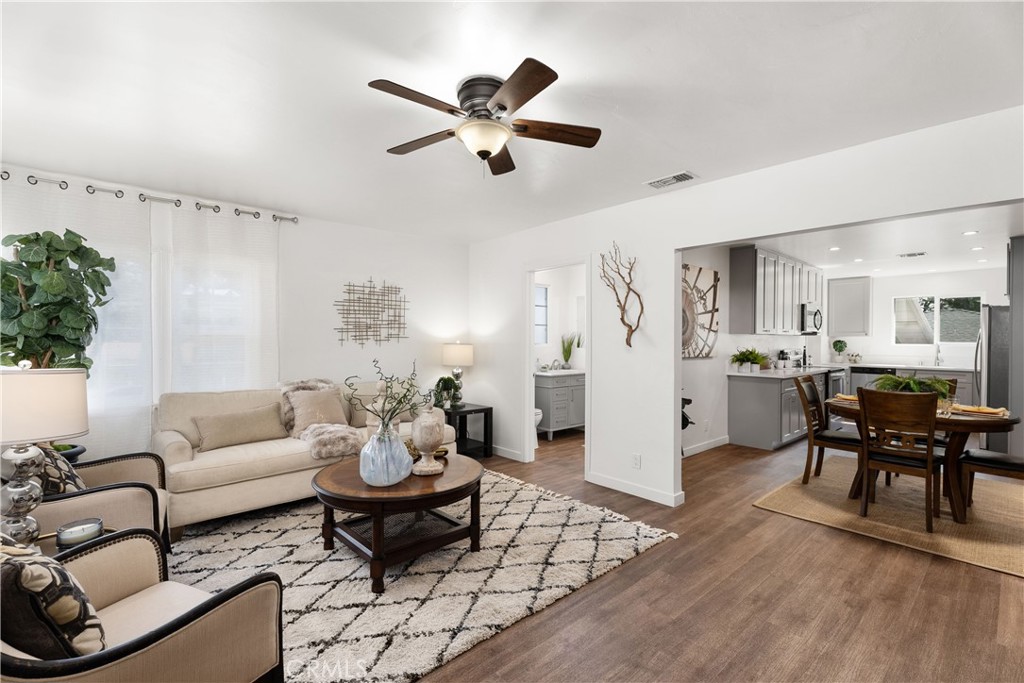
[971,246,984,251]
[962,230,979,236]
[853,258,863,263]
[978,259,988,263]
[927,269,936,272]
[829,247,841,252]
[873,268,882,272]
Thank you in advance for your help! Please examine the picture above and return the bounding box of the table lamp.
[1,364,89,545]
[442,342,474,408]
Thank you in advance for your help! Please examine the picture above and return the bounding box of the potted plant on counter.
[560,333,578,369]
[831,339,847,363]
[729,347,768,373]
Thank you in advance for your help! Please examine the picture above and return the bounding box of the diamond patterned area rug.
[170,470,675,682]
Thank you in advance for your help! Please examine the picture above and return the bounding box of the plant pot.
[746,362,759,373]
[52,444,86,464]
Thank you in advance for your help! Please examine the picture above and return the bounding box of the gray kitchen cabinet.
[730,245,823,336]
[536,372,585,441]
[828,276,872,336]
[728,371,827,450]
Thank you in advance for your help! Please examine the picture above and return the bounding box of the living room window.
[534,284,549,344]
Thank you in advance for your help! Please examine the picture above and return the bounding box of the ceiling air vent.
[645,171,698,190]
[897,251,927,258]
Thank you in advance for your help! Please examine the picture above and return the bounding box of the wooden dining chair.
[959,449,1024,513]
[857,388,942,532]
[793,376,862,484]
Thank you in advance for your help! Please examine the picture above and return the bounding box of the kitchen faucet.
[934,343,942,367]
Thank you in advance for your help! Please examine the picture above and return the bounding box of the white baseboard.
[492,445,528,462]
[682,435,729,458]
[585,471,684,507]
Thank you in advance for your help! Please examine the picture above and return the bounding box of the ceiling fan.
[369,58,601,176]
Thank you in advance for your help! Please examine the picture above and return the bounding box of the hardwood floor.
[425,433,1024,682]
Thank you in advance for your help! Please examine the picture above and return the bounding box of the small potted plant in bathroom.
[831,339,848,363]
[560,333,578,370]
[729,347,768,373]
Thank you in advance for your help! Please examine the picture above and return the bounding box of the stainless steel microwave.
[800,303,822,334]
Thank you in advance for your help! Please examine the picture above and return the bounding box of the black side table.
[443,403,493,458]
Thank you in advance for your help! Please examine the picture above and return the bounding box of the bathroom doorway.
[529,263,587,462]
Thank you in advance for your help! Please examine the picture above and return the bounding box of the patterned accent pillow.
[37,448,87,497]
[0,537,106,658]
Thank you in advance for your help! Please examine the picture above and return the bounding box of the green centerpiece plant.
[871,373,951,399]
[1,229,116,372]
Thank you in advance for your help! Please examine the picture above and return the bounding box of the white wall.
[467,106,1024,507]
[824,268,1007,369]
[277,216,469,391]
[534,264,587,370]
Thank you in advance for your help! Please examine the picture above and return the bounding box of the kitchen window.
[893,296,981,344]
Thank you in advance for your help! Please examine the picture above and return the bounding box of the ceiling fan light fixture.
[455,119,511,160]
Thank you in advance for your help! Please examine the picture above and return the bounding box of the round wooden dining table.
[825,398,1020,524]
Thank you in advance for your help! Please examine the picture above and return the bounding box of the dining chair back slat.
[794,376,862,485]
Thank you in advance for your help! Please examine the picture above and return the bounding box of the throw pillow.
[290,390,348,435]
[37,449,87,497]
[193,404,288,453]
[0,538,106,658]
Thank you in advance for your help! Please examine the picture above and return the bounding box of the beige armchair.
[33,453,170,553]
[1,529,283,682]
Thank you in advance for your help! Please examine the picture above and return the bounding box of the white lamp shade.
[1,369,89,444]
[455,120,511,158]
[442,343,474,368]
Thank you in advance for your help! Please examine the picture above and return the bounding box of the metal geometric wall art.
[680,263,720,359]
[333,278,408,347]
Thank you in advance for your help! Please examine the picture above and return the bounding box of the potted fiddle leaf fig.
[1,229,116,372]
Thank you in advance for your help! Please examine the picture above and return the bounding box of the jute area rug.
[170,469,675,682]
[754,455,1024,577]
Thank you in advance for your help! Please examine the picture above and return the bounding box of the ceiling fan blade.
[487,58,558,117]
[369,80,466,118]
[487,146,516,175]
[386,130,456,155]
[510,119,602,148]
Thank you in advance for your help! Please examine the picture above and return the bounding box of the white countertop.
[726,367,829,380]
[534,369,585,377]
[849,363,973,373]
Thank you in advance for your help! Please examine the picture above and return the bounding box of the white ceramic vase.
[411,405,446,476]
[359,422,413,487]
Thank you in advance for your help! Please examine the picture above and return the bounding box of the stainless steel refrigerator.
[976,305,1010,451]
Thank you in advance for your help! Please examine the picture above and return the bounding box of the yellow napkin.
[952,404,1009,416]
[834,393,859,402]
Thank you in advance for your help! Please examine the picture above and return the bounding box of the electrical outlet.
[632,453,642,469]
[703,419,711,433]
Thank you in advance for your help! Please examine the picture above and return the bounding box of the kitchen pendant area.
[678,200,1024,460]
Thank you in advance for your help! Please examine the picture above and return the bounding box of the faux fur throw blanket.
[280,378,365,460]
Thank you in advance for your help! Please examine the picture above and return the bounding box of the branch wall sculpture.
[599,242,645,347]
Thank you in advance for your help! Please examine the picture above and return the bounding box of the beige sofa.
[150,383,455,529]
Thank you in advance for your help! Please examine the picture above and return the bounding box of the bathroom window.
[893,295,981,344]
[534,285,549,344]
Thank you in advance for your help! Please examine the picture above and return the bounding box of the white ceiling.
[2,2,1021,243]
[744,200,1024,278]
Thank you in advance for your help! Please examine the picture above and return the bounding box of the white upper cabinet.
[827,276,872,336]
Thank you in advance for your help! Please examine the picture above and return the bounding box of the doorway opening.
[527,263,587,464]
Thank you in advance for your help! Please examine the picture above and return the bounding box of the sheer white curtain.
[3,171,280,454]
[1,179,154,456]
[156,203,279,392]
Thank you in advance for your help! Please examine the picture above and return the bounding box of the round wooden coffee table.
[311,453,484,593]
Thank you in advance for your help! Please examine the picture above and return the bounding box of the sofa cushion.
[157,389,283,447]
[97,581,209,647]
[0,538,106,658]
[167,438,340,493]
[291,390,348,434]
[193,404,288,453]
